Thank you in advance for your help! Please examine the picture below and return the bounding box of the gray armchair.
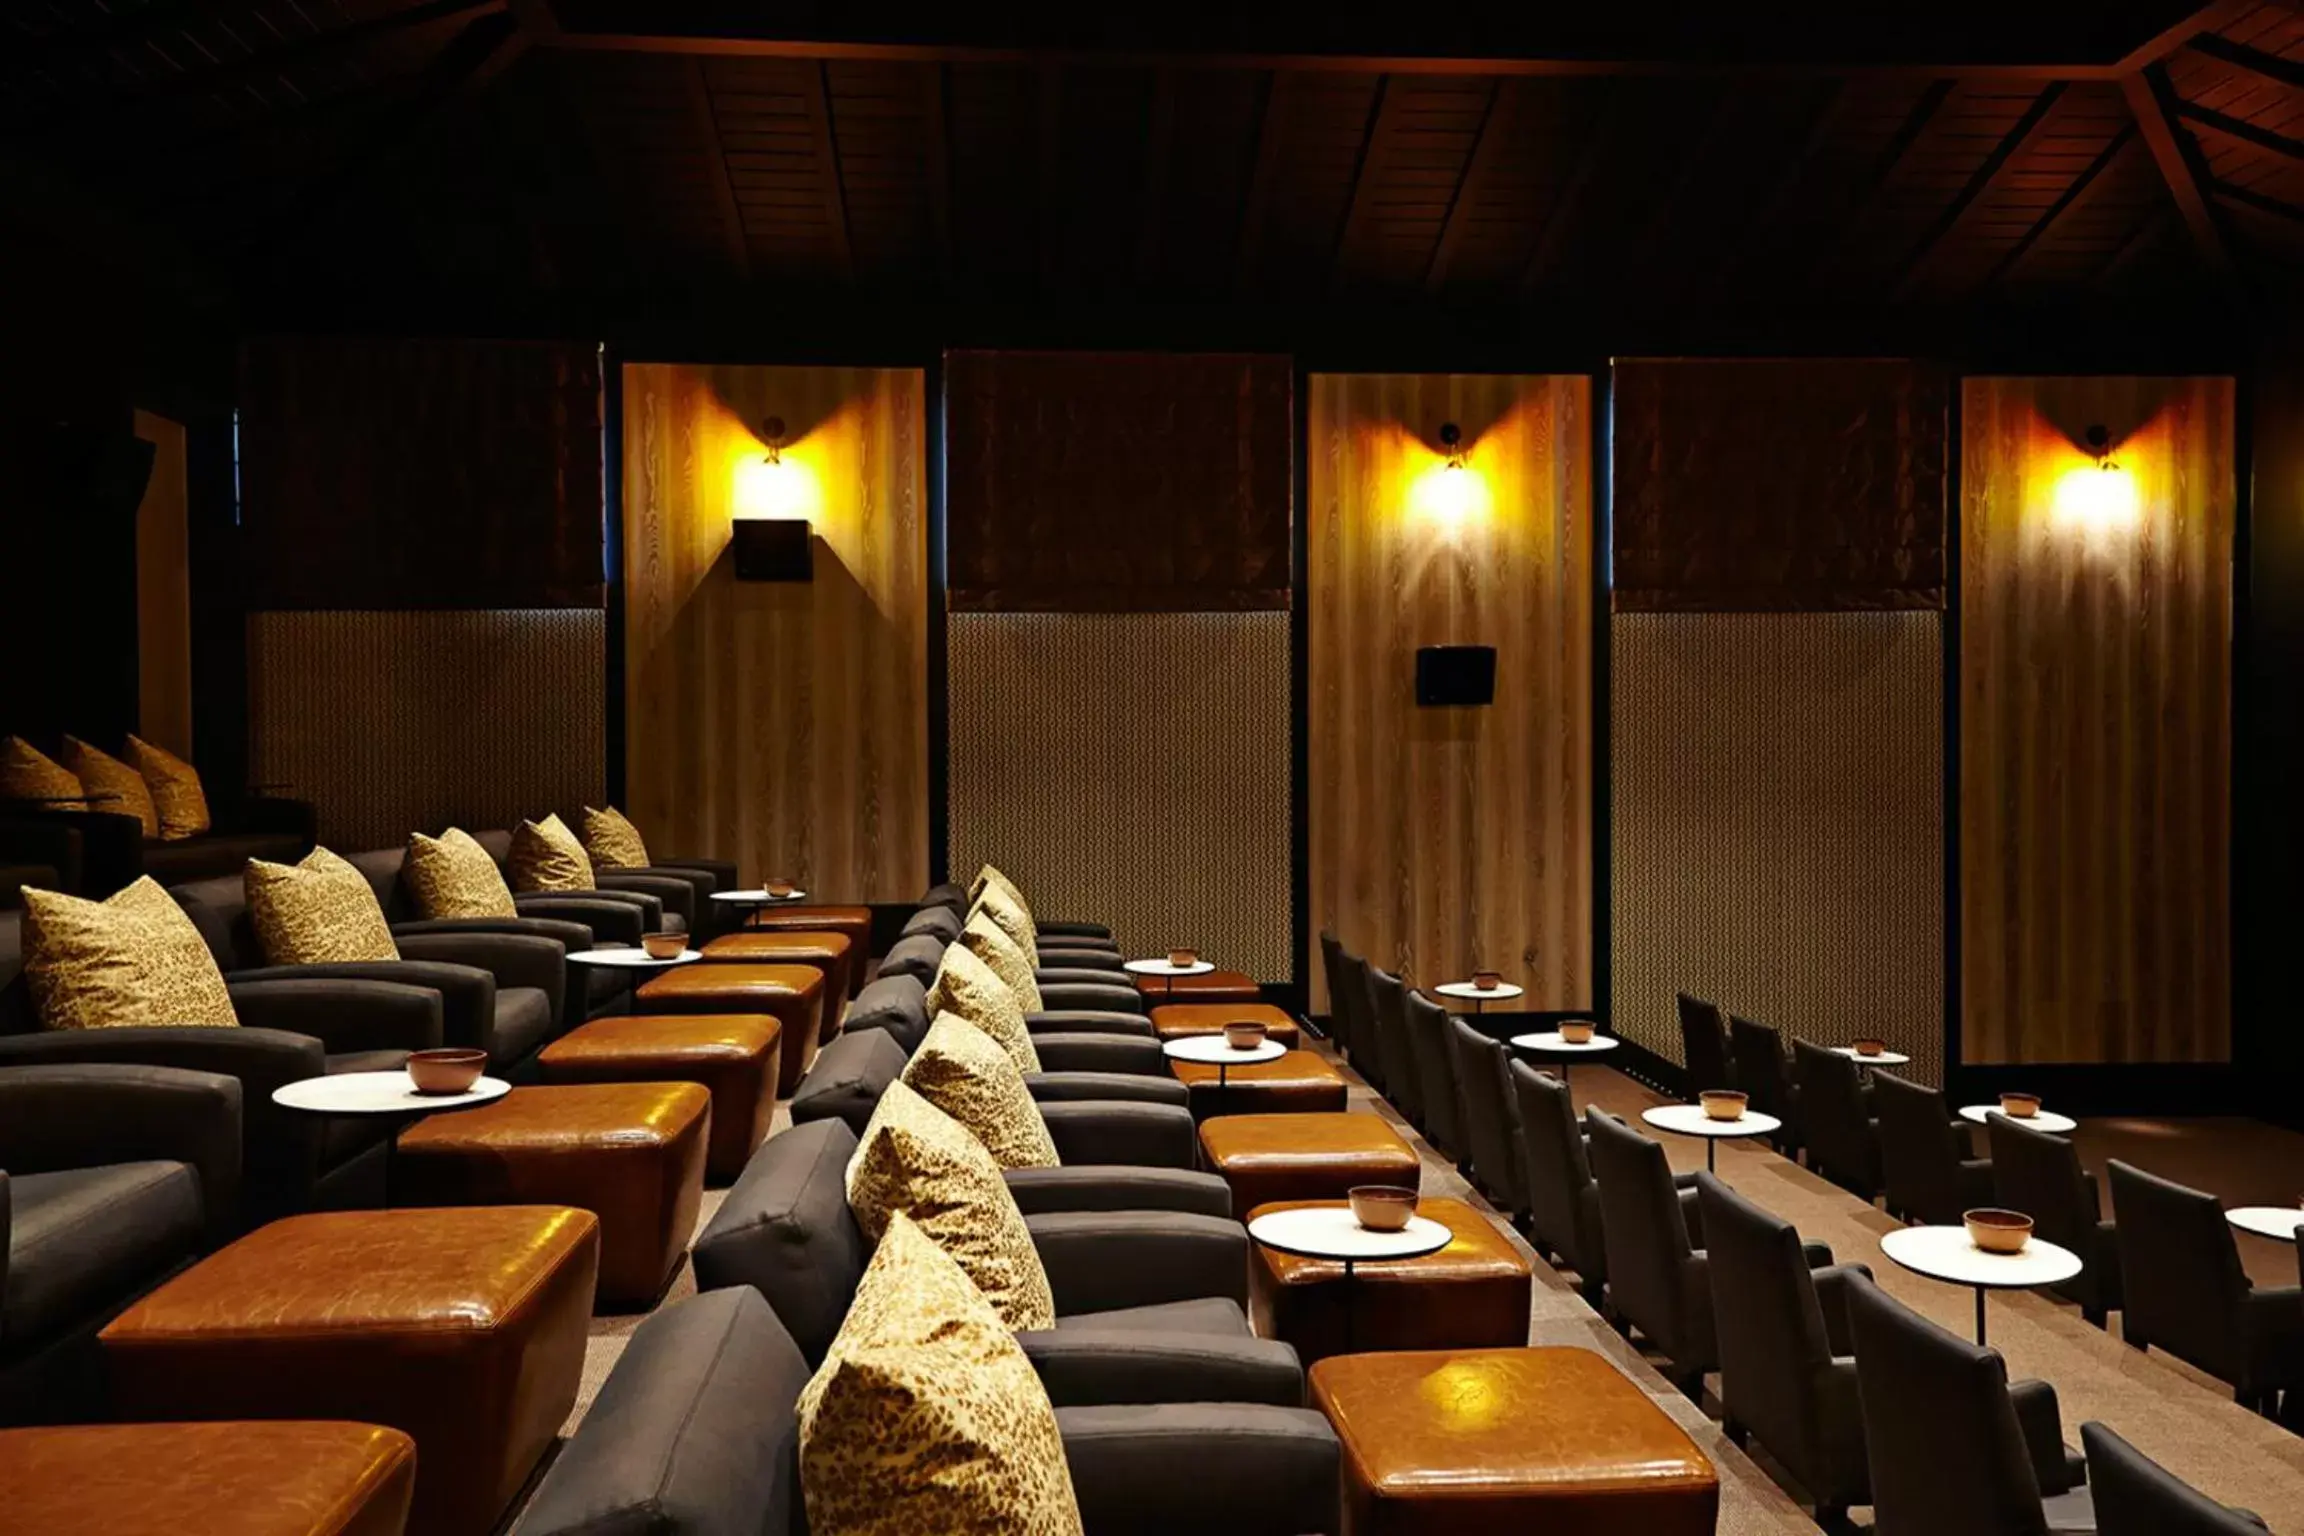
[1315,931,1361,1065]
[1677,993,1734,1094]
[1512,1062,1615,1305]
[1874,1069,1993,1226]
[882,932,1142,1013]
[2081,1422,2267,1534]
[1990,1114,2120,1328]
[1792,1039,1881,1201]
[1729,1014,1800,1155]
[1446,1012,1527,1217]
[1413,992,1467,1160]
[1367,966,1424,1129]
[839,966,1161,1074]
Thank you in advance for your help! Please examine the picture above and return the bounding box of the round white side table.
[1829,1045,1911,1079]
[708,888,807,925]
[1879,1224,2082,1344]
[272,1069,510,1205]
[1247,1204,1453,1352]
[2226,1207,2304,1242]
[1641,1102,1782,1173]
[1958,1105,2079,1136]
[1434,980,1524,1015]
[1510,1031,1620,1089]
[1124,957,1216,996]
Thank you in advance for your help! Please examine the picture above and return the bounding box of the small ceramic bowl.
[1167,947,1200,969]
[766,879,796,898]
[1965,1208,2034,1255]
[1700,1089,1748,1122]
[1999,1092,2042,1120]
[408,1048,487,1096]
[1559,1020,1596,1045]
[642,932,687,960]
[1853,1038,1887,1058]
[1472,970,1503,991]
[1224,1021,1269,1051]
[1349,1185,1418,1233]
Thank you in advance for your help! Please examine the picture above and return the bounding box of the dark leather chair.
[2080,1421,2267,1534]
[1697,1174,1871,1531]
[877,932,1147,1016]
[1316,931,1362,1066]
[1446,1013,1528,1218]
[514,1284,1340,1536]
[1792,1039,1881,1201]
[1336,949,1384,1092]
[1843,1270,2093,1534]
[1676,993,1734,1094]
[1873,1069,1992,1226]
[1989,1114,2120,1328]
[0,1062,241,1425]
[837,966,1170,1079]
[0,816,81,900]
[2108,1159,2304,1414]
[0,788,315,898]
[1367,966,1424,1129]
[1729,1014,1800,1154]
[1511,1063,1611,1305]
[1412,991,1468,1160]
[470,828,691,938]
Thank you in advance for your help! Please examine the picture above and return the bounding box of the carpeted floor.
[556,1044,2304,1534]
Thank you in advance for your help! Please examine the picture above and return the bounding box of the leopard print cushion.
[23,877,238,1031]
[844,1079,1057,1331]
[59,737,159,838]
[508,813,595,893]
[970,864,1034,923]
[123,735,212,841]
[0,736,86,811]
[972,880,1041,969]
[402,827,518,919]
[903,1012,1060,1171]
[960,909,1044,1014]
[580,805,651,870]
[798,1211,1082,1536]
[926,941,1040,1076]
[246,847,399,965]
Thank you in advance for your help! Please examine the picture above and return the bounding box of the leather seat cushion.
[4,1162,201,1343]
[539,1014,783,1183]
[1198,1113,1420,1211]
[1170,1049,1345,1117]
[395,1084,711,1310]
[740,907,869,994]
[1249,1197,1530,1366]
[1150,1003,1302,1049]
[491,985,555,1068]
[1054,1296,1249,1336]
[1134,969,1262,1004]
[634,964,824,1096]
[100,1206,600,1536]
[138,833,309,886]
[1312,1347,1718,1535]
[700,931,854,1033]
[0,1420,417,1536]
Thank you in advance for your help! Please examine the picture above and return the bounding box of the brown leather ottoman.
[1136,968,1261,1005]
[1173,1048,1347,1118]
[0,1421,417,1536]
[636,962,824,1094]
[699,930,854,1033]
[1313,1348,1717,1534]
[1152,1002,1303,1049]
[101,1206,598,1536]
[1199,1112,1420,1211]
[741,904,870,994]
[1249,1197,1530,1365]
[395,1083,709,1310]
[538,1013,782,1182]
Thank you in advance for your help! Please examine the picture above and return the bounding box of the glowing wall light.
[2051,423,2140,536]
[733,415,822,523]
[1408,421,1492,534]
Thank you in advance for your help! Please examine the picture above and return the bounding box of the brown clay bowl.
[1559,1020,1596,1045]
[407,1048,487,1096]
[1700,1089,1749,1122]
[1852,1038,1887,1058]
[642,931,688,960]
[765,879,796,898]
[1167,947,1200,969]
[1224,1021,1269,1051]
[1965,1208,2034,1254]
[1349,1185,1419,1233]
[1472,970,1503,991]
[1999,1092,2042,1120]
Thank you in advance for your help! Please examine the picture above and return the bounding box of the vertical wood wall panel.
[621,364,928,901]
[133,409,192,756]
[1960,376,2235,1064]
[1306,373,1593,1010]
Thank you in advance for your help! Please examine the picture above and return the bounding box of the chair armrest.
[1039,1101,1197,1168]
[1037,949,1125,971]
[593,872,697,925]
[647,857,738,889]
[231,960,497,1055]
[227,977,446,1055]
[1036,920,1113,940]
[1038,983,1145,1014]
[1801,1239,1835,1268]
[1809,1263,1873,1358]
[499,896,648,946]
[1028,1071,1188,1107]
[1038,967,1134,989]
[1005,1165,1233,1218]
[1028,1010,1155,1038]
[0,1063,243,1243]
[533,886,665,929]
[229,796,318,841]
[2010,1377,2080,1495]
[0,814,84,894]
[1028,1209,1249,1312]
[390,932,566,1029]
[394,914,593,950]
[1056,1404,1337,1536]
[0,1025,323,1090]
[1030,1033,1166,1076]
[1019,1330,1304,1408]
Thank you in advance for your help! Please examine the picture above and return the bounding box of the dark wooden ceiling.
[4,1,2302,344]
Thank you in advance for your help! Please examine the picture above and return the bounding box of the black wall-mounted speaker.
[732,518,813,581]
[1415,645,1496,706]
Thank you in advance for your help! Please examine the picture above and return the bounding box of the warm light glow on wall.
[2050,459,2140,534]
[1406,423,1493,534]
[733,449,821,522]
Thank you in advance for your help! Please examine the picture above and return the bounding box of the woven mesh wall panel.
[249,609,605,852]
[1611,612,1945,1081]
[947,612,1291,980]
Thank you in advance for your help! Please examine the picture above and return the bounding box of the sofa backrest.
[789,1028,908,1136]
[0,911,29,1035]
[346,847,424,924]
[168,875,261,972]
[689,1117,871,1366]
[843,974,931,1054]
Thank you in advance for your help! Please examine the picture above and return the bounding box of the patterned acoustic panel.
[1612,612,1945,1082]
[248,610,605,853]
[947,612,1290,980]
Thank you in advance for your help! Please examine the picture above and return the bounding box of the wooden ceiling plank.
[1234,70,1293,290]
[1136,65,1177,285]
[2180,99,2304,160]
[804,58,855,279]
[1423,77,1512,291]
[921,62,953,282]
[2185,32,2304,93]
[2112,0,2272,72]
[689,58,753,280]
[1705,78,1852,289]
[1518,83,1626,292]
[1891,81,2068,299]
[2121,63,2245,298]
[1329,75,1402,290]
[1806,77,1957,281]
[2217,175,2304,222]
[1986,122,2140,285]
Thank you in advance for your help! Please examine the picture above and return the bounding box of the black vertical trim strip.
[926,351,951,887]
[1591,366,1614,1027]
[1288,362,1312,1015]
[1942,372,1964,1094]
[2231,363,2256,1111]
[602,342,628,807]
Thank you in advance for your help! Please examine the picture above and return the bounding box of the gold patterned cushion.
[581,805,651,870]
[970,864,1034,924]
[22,877,238,1031]
[123,735,212,841]
[0,737,85,812]
[926,941,1040,1076]
[246,847,399,965]
[972,880,1041,969]
[960,909,1044,1013]
[58,737,158,838]
[402,827,518,919]
[904,1013,1060,1171]
[508,813,595,893]
[799,1211,1082,1536]
[844,1079,1057,1331]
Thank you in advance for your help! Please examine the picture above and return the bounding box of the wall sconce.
[734,415,816,522]
[733,415,814,581]
[2051,423,2140,535]
[1409,421,1490,532]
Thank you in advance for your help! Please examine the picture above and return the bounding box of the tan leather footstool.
[1152,1002,1303,1049]
[1312,1347,1717,1535]
[1172,1048,1347,1118]
[636,963,824,1094]
[0,1421,417,1536]
[1136,968,1261,1005]
[538,1013,782,1182]
[740,904,870,995]
[1249,1197,1530,1365]
[395,1083,709,1310]
[101,1206,598,1536]
[1198,1112,1419,1211]
[699,930,854,1037]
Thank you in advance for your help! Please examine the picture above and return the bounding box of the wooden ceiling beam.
[1233,71,1293,291]
[2217,178,2304,225]
[1329,75,1401,291]
[1704,78,1851,291]
[1891,81,2068,300]
[804,59,855,282]
[1806,78,1955,282]
[686,58,751,282]
[2184,33,2304,94]
[2180,101,2304,163]
[2122,63,2244,300]
[2111,0,2269,72]
[1424,77,1513,292]
[1984,123,2140,286]
[1518,84,1626,292]
[1136,66,1177,286]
